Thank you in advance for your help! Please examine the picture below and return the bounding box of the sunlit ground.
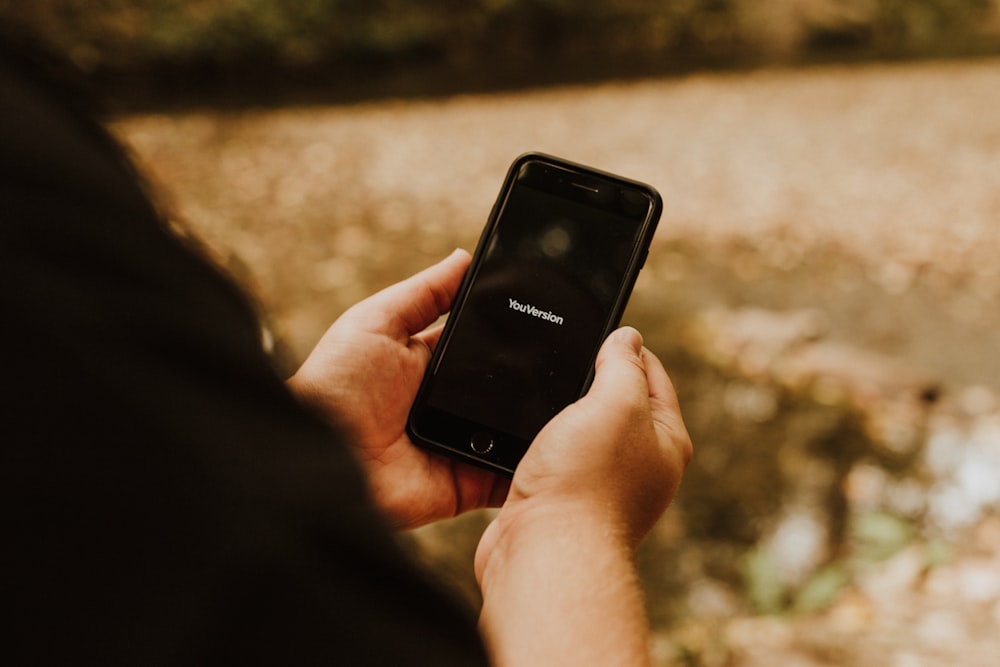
[115,57,1000,666]
[117,58,1000,376]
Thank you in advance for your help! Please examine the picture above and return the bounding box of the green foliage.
[792,564,850,614]
[850,511,915,564]
[874,0,996,47]
[924,536,953,569]
[740,548,850,616]
[1,0,997,75]
[741,511,919,616]
[740,547,786,614]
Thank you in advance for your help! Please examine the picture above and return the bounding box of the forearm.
[476,504,653,667]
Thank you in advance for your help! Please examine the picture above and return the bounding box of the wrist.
[474,499,651,667]
[475,496,633,591]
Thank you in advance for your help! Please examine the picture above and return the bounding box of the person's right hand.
[476,325,692,570]
[473,326,691,667]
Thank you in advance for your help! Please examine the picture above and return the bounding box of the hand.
[477,326,692,571]
[473,327,692,667]
[288,250,510,529]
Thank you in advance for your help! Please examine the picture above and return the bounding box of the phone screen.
[408,154,660,473]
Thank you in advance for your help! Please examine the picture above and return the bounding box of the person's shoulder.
[0,35,154,217]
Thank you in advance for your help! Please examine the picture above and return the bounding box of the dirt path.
[114,57,1000,666]
[116,57,1000,383]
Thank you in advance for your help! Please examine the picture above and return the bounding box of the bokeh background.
[6,2,1000,665]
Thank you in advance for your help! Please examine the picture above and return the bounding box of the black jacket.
[0,43,488,666]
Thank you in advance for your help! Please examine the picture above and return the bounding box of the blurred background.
[5,0,1000,106]
[6,1,1000,664]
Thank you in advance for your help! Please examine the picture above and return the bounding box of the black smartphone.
[406,153,662,475]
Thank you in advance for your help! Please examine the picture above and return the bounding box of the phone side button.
[470,431,494,454]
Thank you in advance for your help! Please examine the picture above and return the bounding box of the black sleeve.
[0,46,489,666]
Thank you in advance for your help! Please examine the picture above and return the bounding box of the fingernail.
[613,326,643,353]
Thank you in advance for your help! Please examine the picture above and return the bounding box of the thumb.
[603,326,644,357]
[587,327,648,403]
[595,327,692,470]
[341,249,471,341]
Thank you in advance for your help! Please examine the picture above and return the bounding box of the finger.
[453,461,512,511]
[412,321,446,352]
[641,347,693,467]
[345,249,471,341]
[586,327,649,405]
[588,330,691,468]
[640,346,680,414]
[406,322,448,370]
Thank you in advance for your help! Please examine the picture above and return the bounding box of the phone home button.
[470,431,494,455]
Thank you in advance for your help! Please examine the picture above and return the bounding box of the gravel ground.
[113,56,1000,666]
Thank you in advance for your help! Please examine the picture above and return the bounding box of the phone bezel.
[406,152,662,476]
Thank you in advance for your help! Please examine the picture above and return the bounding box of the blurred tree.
[1,0,997,96]
[873,0,996,50]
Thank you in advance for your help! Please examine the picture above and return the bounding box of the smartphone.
[406,153,662,475]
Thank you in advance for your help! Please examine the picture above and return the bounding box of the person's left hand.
[287,249,510,529]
